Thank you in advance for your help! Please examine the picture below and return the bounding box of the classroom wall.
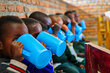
[1,0,109,37]
[0,0,67,17]
[64,0,110,37]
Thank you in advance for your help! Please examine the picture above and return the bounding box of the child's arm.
[65,46,84,68]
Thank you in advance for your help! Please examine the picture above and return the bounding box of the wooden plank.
[85,43,110,73]
[97,16,106,46]
[105,20,110,49]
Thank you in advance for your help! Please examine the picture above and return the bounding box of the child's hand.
[80,64,85,69]
[71,18,78,26]
[62,24,68,31]
[41,42,46,48]
[11,41,23,61]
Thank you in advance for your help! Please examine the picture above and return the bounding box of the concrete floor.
[85,35,106,48]
[85,35,98,45]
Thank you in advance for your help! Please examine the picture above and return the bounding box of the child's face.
[67,13,75,19]
[0,23,28,59]
[74,13,80,22]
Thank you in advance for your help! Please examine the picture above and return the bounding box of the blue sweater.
[22,59,53,73]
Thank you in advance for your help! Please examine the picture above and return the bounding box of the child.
[29,12,64,73]
[22,18,53,73]
[49,14,85,73]
[58,14,75,41]
[72,10,86,41]
[0,16,28,73]
[65,11,86,57]
[48,15,67,41]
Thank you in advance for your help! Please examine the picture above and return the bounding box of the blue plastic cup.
[80,20,86,30]
[67,22,71,30]
[75,34,82,42]
[75,24,83,35]
[65,29,75,42]
[48,28,53,34]
[36,31,66,56]
[82,34,85,38]
[17,34,52,69]
[58,30,66,41]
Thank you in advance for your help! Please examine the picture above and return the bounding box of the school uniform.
[22,59,54,73]
[53,46,85,73]
[73,40,87,53]
[0,58,28,73]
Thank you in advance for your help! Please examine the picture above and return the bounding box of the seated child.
[71,10,87,41]
[22,18,53,73]
[48,15,67,41]
[58,14,85,64]
[0,16,28,73]
[65,11,86,57]
[48,14,85,73]
[58,14,75,40]
[29,11,62,39]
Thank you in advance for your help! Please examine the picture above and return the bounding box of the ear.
[0,40,3,50]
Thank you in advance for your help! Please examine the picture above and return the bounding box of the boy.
[49,15,85,73]
[22,18,53,73]
[0,16,28,73]
[29,12,61,37]
[65,11,86,56]
[48,15,67,41]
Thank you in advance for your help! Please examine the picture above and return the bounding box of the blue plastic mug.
[82,34,85,38]
[48,28,53,34]
[75,24,83,35]
[65,29,75,42]
[75,34,82,42]
[17,34,52,69]
[67,22,71,30]
[80,20,86,30]
[36,31,66,56]
[58,30,66,41]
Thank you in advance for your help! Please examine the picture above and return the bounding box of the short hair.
[49,14,63,26]
[56,13,63,15]
[64,11,72,16]
[40,22,49,31]
[22,18,42,36]
[0,16,24,35]
[29,11,52,26]
[58,15,71,25]
[22,18,48,31]
[22,18,39,26]
[0,16,23,26]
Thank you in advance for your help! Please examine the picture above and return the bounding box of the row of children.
[0,10,87,73]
